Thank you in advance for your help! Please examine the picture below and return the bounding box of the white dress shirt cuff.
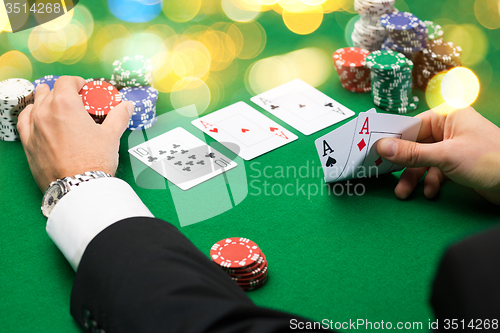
[46,177,154,271]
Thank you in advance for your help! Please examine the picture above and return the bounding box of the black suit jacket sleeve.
[70,217,322,333]
[431,225,500,328]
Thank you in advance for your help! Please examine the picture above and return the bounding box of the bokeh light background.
[0,0,499,121]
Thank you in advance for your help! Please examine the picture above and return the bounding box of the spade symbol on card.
[326,156,337,167]
[299,104,306,108]
[270,105,279,110]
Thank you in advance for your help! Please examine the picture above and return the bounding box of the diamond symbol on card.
[357,139,366,151]
[375,156,383,166]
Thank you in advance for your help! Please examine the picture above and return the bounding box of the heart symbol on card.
[241,128,249,133]
[210,128,218,133]
[270,127,278,132]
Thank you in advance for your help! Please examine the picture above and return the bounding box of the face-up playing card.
[129,127,237,190]
[314,117,360,183]
[350,112,421,177]
[191,102,298,160]
[315,110,422,183]
[251,79,355,135]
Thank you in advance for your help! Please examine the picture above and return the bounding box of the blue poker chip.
[120,86,158,109]
[127,115,157,131]
[32,75,60,91]
[130,110,156,123]
[380,12,420,32]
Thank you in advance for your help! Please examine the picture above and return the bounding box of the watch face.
[42,182,65,217]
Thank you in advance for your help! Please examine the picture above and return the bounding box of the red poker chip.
[79,81,122,117]
[227,255,267,278]
[210,238,262,269]
[238,274,269,290]
[232,265,268,283]
[333,47,370,68]
[222,253,266,274]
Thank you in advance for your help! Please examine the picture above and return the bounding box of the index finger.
[52,76,87,100]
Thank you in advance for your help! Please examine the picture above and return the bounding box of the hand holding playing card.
[377,106,500,205]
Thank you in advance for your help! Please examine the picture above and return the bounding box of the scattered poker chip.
[333,47,371,93]
[79,80,122,117]
[0,78,34,141]
[367,50,419,114]
[32,75,60,92]
[210,237,269,292]
[352,0,397,51]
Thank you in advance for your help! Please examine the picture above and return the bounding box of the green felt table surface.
[1,0,500,332]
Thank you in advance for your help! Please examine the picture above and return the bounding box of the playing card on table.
[315,110,422,183]
[129,127,237,190]
[251,79,355,135]
[191,102,298,160]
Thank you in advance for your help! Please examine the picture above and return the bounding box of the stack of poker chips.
[366,50,419,114]
[380,12,428,60]
[79,80,122,124]
[86,77,120,90]
[332,47,371,93]
[210,237,269,292]
[0,79,34,141]
[119,86,158,131]
[112,55,153,88]
[424,21,444,42]
[413,39,462,90]
[352,0,397,51]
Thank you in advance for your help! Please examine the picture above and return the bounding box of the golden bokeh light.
[0,51,32,81]
[446,24,488,66]
[441,67,480,109]
[93,24,130,65]
[425,72,448,110]
[173,39,211,79]
[205,76,225,112]
[151,51,186,93]
[321,0,347,13]
[222,0,261,22]
[72,5,95,39]
[125,32,168,60]
[246,57,291,94]
[233,21,266,59]
[171,77,211,115]
[29,25,67,63]
[163,0,202,22]
[145,24,178,51]
[282,4,324,35]
[474,0,500,29]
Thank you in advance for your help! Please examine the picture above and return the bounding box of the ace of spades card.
[129,127,237,190]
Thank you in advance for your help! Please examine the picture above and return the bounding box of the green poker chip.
[365,50,408,71]
[424,20,444,40]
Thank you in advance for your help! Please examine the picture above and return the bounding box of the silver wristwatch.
[41,171,112,218]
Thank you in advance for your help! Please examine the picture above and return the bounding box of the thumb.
[102,101,134,136]
[377,138,445,168]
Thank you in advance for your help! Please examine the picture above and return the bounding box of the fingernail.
[126,102,134,117]
[379,138,397,157]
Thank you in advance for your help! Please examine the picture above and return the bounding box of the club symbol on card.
[170,150,178,155]
[270,105,279,110]
[375,156,383,166]
[357,139,366,151]
[166,156,175,160]
[148,156,158,163]
[188,155,196,159]
[241,128,249,133]
[326,156,337,167]
[159,150,167,155]
[174,161,182,166]
[183,167,191,172]
[325,103,333,108]
[197,160,205,165]
[210,128,219,133]
[181,149,189,154]
[186,161,194,166]
[206,152,216,158]
[172,144,180,148]
[299,104,305,108]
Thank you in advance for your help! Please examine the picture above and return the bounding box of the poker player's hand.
[17,76,134,192]
[377,106,500,205]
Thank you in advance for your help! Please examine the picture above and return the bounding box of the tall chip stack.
[0,79,34,142]
[380,12,428,60]
[413,39,462,90]
[366,50,419,114]
[424,21,444,42]
[352,0,397,51]
[112,55,158,131]
[332,47,371,93]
